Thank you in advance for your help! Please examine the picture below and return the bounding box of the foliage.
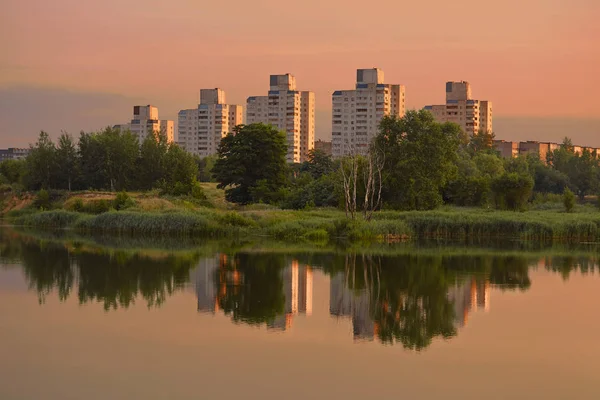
[213,124,289,204]
[34,189,51,210]
[491,173,534,211]
[113,191,135,210]
[563,187,575,213]
[375,110,461,210]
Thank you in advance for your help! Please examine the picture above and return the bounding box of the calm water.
[1,229,600,399]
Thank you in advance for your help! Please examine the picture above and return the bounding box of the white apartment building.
[331,68,406,157]
[178,89,243,157]
[246,74,315,163]
[424,81,493,137]
[115,105,174,143]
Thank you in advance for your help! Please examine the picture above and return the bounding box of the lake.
[1,228,599,399]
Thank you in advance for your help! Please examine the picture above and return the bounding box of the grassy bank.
[9,205,600,244]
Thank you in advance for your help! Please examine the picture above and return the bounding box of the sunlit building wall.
[332,68,406,157]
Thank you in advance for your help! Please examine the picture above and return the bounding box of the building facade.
[0,148,29,161]
[178,89,243,157]
[424,81,492,137]
[314,139,332,156]
[115,105,174,143]
[493,140,519,158]
[331,68,406,157]
[246,74,315,163]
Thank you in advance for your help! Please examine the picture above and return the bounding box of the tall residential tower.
[115,105,174,143]
[331,68,406,157]
[178,89,244,157]
[424,81,493,137]
[246,74,315,163]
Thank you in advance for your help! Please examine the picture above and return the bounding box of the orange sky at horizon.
[0,0,599,143]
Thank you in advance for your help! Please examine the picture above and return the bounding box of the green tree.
[491,172,534,211]
[55,132,79,191]
[301,149,334,179]
[99,127,139,191]
[161,143,199,195]
[138,131,169,190]
[563,187,575,212]
[213,124,289,204]
[0,159,26,184]
[375,110,461,210]
[24,131,57,190]
[469,129,496,154]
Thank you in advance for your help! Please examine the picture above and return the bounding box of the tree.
[55,132,79,191]
[563,187,575,213]
[99,127,139,191]
[491,173,534,211]
[213,124,288,204]
[469,129,496,154]
[301,149,334,179]
[25,131,57,190]
[138,131,169,190]
[0,159,26,185]
[375,110,461,210]
[161,143,199,195]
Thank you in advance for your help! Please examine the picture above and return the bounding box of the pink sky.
[1,0,599,144]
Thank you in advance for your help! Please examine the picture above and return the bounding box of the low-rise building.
[0,148,29,161]
[314,139,332,156]
[493,140,519,158]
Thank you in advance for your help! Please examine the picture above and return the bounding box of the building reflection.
[192,254,491,348]
[192,255,313,330]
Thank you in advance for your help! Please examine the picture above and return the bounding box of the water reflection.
[3,229,600,351]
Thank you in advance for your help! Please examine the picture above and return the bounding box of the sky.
[1,0,599,147]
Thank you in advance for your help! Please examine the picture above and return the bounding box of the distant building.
[0,148,29,161]
[332,68,406,157]
[115,105,174,143]
[425,81,492,137]
[314,139,332,156]
[247,74,315,163]
[493,140,519,158]
[518,141,561,162]
[178,89,244,157]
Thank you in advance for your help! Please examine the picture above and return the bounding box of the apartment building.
[331,68,406,157]
[246,74,315,163]
[424,81,492,137]
[0,148,29,161]
[178,89,243,157]
[115,105,174,143]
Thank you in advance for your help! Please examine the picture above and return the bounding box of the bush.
[563,188,575,213]
[491,173,534,211]
[34,189,51,210]
[191,182,206,200]
[113,191,135,210]
[71,198,84,212]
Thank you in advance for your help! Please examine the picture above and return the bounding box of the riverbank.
[8,206,600,243]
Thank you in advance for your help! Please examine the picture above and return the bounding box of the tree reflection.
[3,232,197,310]
[215,253,286,325]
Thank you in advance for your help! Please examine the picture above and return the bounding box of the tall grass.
[10,206,600,244]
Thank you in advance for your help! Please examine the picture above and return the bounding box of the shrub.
[34,189,51,210]
[491,173,534,211]
[71,198,84,212]
[191,182,206,200]
[113,191,135,210]
[563,188,575,213]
